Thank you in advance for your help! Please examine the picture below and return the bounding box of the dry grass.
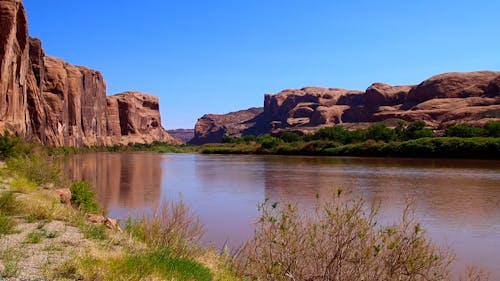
[19,190,79,222]
[234,190,456,281]
[126,199,204,257]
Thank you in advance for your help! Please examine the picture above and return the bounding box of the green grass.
[25,230,43,244]
[80,223,107,240]
[0,247,22,278]
[55,249,213,281]
[0,191,20,215]
[0,212,17,235]
[24,225,59,244]
[69,181,99,213]
[6,153,62,186]
[9,176,38,193]
[116,250,212,281]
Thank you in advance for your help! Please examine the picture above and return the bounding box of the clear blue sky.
[23,0,500,129]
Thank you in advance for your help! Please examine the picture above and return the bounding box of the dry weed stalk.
[139,199,204,256]
[235,190,455,281]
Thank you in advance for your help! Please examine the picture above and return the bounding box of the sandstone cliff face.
[193,71,500,144]
[106,92,181,145]
[0,0,30,136]
[0,0,177,146]
[189,107,264,145]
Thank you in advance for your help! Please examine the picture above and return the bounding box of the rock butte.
[0,0,181,146]
[192,71,500,144]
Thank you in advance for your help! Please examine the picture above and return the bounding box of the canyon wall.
[189,107,264,145]
[0,0,179,146]
[193,71,500,144]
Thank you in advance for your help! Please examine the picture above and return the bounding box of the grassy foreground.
[0,134,492,280]
[0,137,238,281]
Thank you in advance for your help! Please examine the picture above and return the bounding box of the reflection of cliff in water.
[262,156,500,225]
[66,152,162,211]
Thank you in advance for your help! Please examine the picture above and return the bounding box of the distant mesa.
[0,0,180,146]
[192,71,500,144]
[189,107,264,145]
[167,129,194,143]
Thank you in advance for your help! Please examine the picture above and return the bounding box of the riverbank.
[199,137,500,158]
[0,135,493,280]
[0,139,238,280]
[199,122,500,159]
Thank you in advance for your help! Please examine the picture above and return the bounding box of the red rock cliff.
[193,71,500,144]
[0,0,179,146]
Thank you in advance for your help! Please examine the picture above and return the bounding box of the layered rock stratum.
[193,71,500,144]
[0,0,179,146]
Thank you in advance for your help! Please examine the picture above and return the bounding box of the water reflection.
[66,152,162,216]
[66,153,500,279]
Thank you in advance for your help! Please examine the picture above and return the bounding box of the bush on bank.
[204,122,500,159]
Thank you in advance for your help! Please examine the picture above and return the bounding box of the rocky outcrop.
[189,107,264,145]
[167,129,194,143]
[0,0,30,136]
[0,0,177,146]
[106,92,181,145]
[193,71,500,144]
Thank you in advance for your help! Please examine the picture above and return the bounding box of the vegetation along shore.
[199,121,500,159]
[0,134,492,280]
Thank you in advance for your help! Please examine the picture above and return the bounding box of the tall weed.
[126,199,204,257]
[235,191,453,281]
[6,149,62,186]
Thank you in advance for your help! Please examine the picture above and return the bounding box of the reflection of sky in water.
[67,153,500,279]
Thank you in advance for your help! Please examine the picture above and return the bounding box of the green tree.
[279,132,302,143]
[313,126,352,144]
[365,124,396,142]
[446,125,485,138]
[485,121,500,137]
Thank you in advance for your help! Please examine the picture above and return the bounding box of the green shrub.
[279,132,302,143]
[242,134,257,143]
[485,121,500,137]
[70,181,99,213]
[0,132,19,159]
[257,135,282,150]
[366,124,397,142]
[446,125,486,137]
[313,126,354,143]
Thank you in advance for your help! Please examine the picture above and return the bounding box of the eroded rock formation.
[193,71,500,144]
[167,129,194,143]
[189,107,264,145]
[107,92,181,145]
[0,0,178,146]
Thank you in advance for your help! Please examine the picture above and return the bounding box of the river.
[66,152,500,278]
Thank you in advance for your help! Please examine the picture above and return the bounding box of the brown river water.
[66,152,500,278]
